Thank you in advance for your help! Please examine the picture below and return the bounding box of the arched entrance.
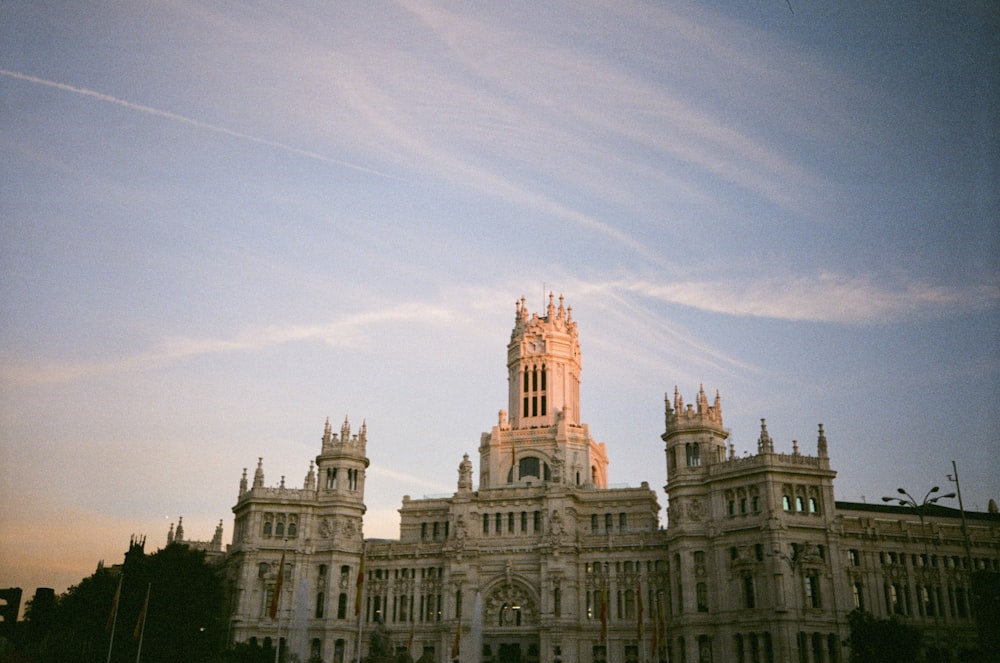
[480,578,539,663]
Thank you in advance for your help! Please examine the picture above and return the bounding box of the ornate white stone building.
[220,295,999,663]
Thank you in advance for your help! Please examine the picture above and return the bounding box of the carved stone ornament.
[319,518,332,539]
[687,499,704,522]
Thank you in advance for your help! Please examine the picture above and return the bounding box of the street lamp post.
[882,486,955,663]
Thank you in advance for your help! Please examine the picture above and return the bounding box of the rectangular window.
[619,513,627,531]
[521,511,527,532]
[805,575,820,608]
[495,513,502,534]
[696,582,708,612]
[508,512,515,533]
[743,576,756,609]
[605,513,613,531]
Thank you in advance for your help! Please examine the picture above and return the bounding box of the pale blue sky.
[2,1,997,600]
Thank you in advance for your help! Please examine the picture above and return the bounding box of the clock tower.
[478,294,608,489]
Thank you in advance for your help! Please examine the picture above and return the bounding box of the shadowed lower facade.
[218,295,999,663]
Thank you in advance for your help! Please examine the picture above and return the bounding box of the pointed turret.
[817,423,828,458]
[304,461,316,491]
[757,419,774,454]
[253,458,264,488]
[239,467,248,497]
[175,516,184,542]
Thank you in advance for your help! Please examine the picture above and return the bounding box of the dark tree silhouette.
[847,609,922,663]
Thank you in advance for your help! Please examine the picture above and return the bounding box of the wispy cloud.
[367,465,451,494]
[0,68,400,180]
[613,273,1000,324]
[2,302,459,385]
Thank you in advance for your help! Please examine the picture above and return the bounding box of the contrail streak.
[0,68,400,180]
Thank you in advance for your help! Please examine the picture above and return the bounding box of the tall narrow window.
[315,592,325,618]
[743,575,756,609]
[326,468,337,489]
[805,574,820,608]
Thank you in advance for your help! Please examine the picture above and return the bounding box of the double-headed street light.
[881,486,955,662]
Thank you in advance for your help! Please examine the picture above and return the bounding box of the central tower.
[507,293,581,429]
[479,294,608,489]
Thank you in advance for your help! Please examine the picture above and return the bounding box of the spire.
[323,416,332,444]
[817,423,828,458]
[546,291,556,319]
[253,457,265,488]
[341,415,351,442]
[557,294,566,322]
[757,419,774,454]
[175,516,184,542]
[167,522,175,545]
[458,453,474,493]
[360,419,367,443]
[239,467,248,497]
[304,461,316,491]
[212,520,224,547]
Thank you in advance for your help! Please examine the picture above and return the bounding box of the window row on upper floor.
[781,484,822,515]
[323,467,360,491]
[262,513,298,538]
[590,512,629,533]
[482,510,543,535]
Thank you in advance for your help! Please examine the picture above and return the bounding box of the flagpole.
[274,538,288,663]
[355,542,366,663]
[135,583,151,663]
[106,574,123,663]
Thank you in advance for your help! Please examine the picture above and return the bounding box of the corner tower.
[479,294,608,489]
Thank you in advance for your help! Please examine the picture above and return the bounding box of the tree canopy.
[16,542,226,663]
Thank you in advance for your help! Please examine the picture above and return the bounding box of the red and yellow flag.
[106,575,122,631]
[599,584,608,643]
[133,583,150,640]
[354,549,365,617]
[636,583,644,642]
[269,550,285,620]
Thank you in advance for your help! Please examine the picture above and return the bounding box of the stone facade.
[218,295,999,663]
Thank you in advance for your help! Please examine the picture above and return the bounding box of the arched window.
[275,521,285,537]
[288,521,297,537]
[263,521,273,537]
[809,497,819,513]
[796,496,805,512]
[783,495,792,511]
[315,592,325,618]
[519,456,540,479]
